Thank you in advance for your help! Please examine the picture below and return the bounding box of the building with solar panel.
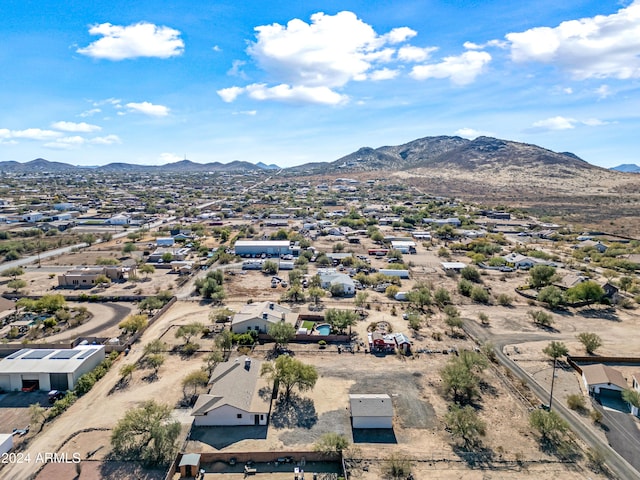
[0,345,105,392]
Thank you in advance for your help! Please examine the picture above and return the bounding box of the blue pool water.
[316,324,331,335]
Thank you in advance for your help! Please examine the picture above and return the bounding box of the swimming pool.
[316,323,331,335]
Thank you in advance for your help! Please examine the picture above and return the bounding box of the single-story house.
[349,394,393,429]
[105,213,131,225]
[390,241,416,254]
[582,364,627,397]
[0,434,12,456]
[411,231,432,241]
[318,271,355,296]
[575,240,607,253]
[192,357,271,426]
[554,274,588,290]
[502,253,537,269]
[231,301,298,334]
[58,265,135,287]
[0,345,105,392]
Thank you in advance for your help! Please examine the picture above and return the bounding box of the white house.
[502,253,537,269]
[234,240,294,257]
[231,301,298,334]
[318,270,355,296]
[22,211,44,223]
[349,394,393,429]
[0,346,105,392]
[379,269,410,279]
[581,364,627,397]
[192,357,271,426]
[0,434,12,456]
[156,237,175,247]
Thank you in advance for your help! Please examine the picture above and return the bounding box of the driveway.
[596,402,640,472]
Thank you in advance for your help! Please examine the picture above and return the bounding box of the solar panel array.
[23,349,55,360]
[51,349,81,360]
[6,349,28,359]
[76,348,97,360]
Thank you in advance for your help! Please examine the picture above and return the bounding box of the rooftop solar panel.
[50,349,81,360]
[23,349,55,360]
[76,348,97,360]
[6,349,28,360]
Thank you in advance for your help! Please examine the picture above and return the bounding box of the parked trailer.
[368,248,389,256]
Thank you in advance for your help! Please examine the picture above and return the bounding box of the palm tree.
[542,341,568,410]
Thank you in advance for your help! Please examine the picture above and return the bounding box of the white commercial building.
[0,346,105,392]
[0,434,12,456]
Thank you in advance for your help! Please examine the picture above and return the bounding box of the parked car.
[48,390,66,404]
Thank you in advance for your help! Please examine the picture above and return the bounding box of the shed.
[0,434,12,456]
[178,453,201,478]
[349,394,393,429]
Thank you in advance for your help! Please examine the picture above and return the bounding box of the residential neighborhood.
[0,166,638,480]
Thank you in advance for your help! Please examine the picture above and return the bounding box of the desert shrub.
[470,287,490,304]
[567,394,586,412]
[458,279,473,297]
[497,293,513,306]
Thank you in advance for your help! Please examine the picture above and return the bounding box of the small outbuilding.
[349,394,393,429]
[178,453,201,478]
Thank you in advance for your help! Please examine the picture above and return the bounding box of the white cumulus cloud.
[77,22,184,60]
[506,1,640,79]
[397,45,438,62]
[52,121,101,133]
[10,128,63,140]
[90,134,121,145]
[245,84,347,105]
[529,116,577,132]
[125,102,170,116]
[454,128,494,139]
[410,50,491,85]
[222,11,438,104]
[159,153,183,163]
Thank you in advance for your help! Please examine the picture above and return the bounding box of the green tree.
[406,286,431,312]
[119,363,136,383]
[260,355,318,401]
[119,314,148,334]
[215,329,234,356]
[542,341,568,410]
[81,233,96,246]
[36,294,67,314]
[139,264,155,277]
[1,267,24,279]
[529,409,568,444]
[262,260,279,275]
[622,388,640,412]
[433,287,451,308]
[355,291,369,310]
[145,353,165,378]
[203,350,224,375]
[565,280,605,305]
[139,296,164,315]
[528,310,553,327]
[461,266,481,283]
[7,279,27,292]
[122,242,137,255]
[181,370,210,400]
[175,322,204,345]
[308,286,325,306]
[324,308,358,334]
[619,276,633,292]
[445,404,486,448]
[111,401,181,466]
[268,321,296,350]
[314,432,350,455]
[470,286,489,303]
[144,339,167,355]
[161,252,174,263]
[577,332,602,354]
[329,283,345,297]
[537,285,564,309]
[529,265,557,288]
[209,307,234,324]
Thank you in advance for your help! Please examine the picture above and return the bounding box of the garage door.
[598,388,629,413]
[0,374,10,391]
[50,373,69,391]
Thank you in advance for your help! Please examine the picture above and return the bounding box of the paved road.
[597,404,640,473]
[463,320,640,480]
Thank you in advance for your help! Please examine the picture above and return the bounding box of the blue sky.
[0,0,638,168]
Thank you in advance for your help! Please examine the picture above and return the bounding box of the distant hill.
[320,135,597,176]
[256,162,280,170]
[611,164,640,173]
